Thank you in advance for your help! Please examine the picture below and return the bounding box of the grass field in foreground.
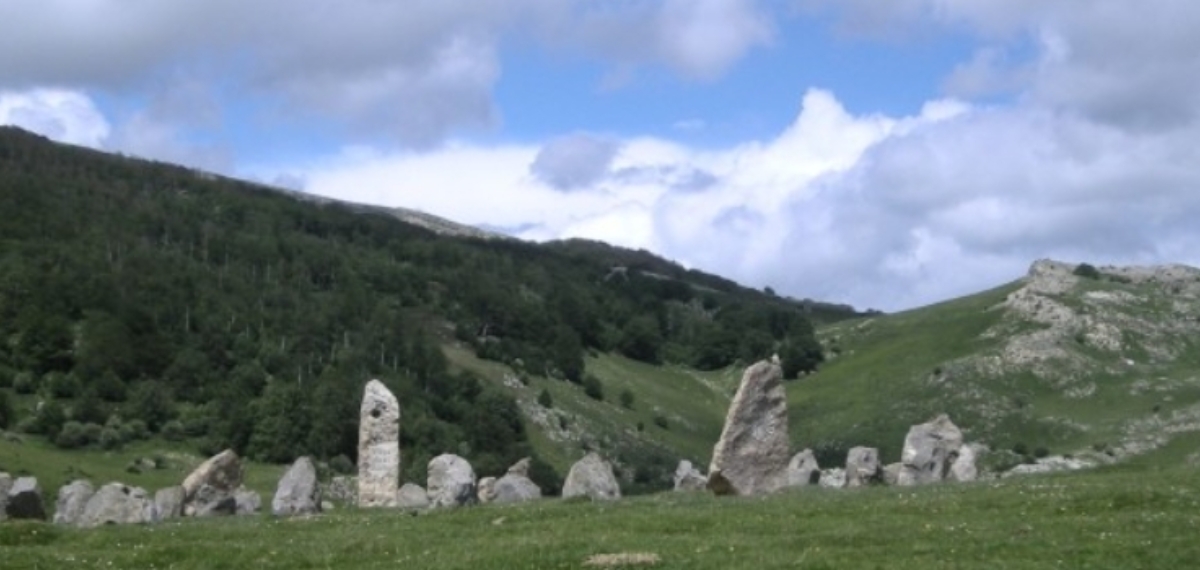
[3,462,1198,570]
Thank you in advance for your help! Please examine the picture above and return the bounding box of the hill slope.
[792,259,1200,469]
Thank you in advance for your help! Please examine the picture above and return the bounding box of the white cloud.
[0,89,110,147]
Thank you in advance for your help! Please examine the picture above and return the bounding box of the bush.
[0,365,14,389]
[98,426,124,450]
[160,419,186,441]
[46,372,81,399]
[329,454,354,475]
[1012,442,1030,456]
[1033,446,1050,459]
[0,390,12,430]
[55,421,91,449]
[582,375,604,401]
[653,414,669,430]
[1073,263,1101,280]
[537,388,553,408]
[619,389,635,410]
[12,372,36,395]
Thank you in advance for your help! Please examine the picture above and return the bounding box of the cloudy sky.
[3,1,1199,311]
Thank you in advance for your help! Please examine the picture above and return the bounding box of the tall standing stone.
[707,360,790,496]
[273,456,322,516]
[358,379,400,508]
[897,414,964,486]
[844,447,881,488]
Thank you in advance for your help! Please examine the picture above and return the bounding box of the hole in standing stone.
[371,409,381,419]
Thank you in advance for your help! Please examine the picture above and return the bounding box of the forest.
[0,126,847,491]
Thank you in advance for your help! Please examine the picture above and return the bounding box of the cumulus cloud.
[0,89,110,147]
[530,132,621,191]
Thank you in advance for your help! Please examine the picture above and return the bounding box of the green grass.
[3,462,1199,569]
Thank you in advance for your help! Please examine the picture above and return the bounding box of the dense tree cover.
[0,127,845,486]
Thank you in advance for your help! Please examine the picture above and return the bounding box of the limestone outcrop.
[707,360,790,496]
[358,379,401,508]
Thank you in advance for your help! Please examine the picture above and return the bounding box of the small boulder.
[493,474,541,504]
[155,486,185,520]
[673,460,707,492]
[707,360,790,496]
[562,452,620,501]
[785,450,821,487]
[949,444,981,482]
[272,456,322,516]
[53,479,95,526]
[397,483,430,510]
[818,468,846,489]
[6,476,47,520]
[234,487,261,515]
[477,477,498,504]
[79,482,156,528]
[182,449,243,516]
[897,414,964,486]
[427,454,477,508]
[882,463,903,486]
[845,447,881,488]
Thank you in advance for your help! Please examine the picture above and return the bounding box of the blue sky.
[2,1,1199,311]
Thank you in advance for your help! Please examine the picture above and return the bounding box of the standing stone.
[155,486,185,520]
[79,482,157,528]
[673,460,707,492]
[5,476,47,520]
[324,476,357,505]
[181,449,243,516]
[492,457,542,504]
[845,447,882,488]
[785,450,821,488]
[897,414,964,486]
[234,487,261,515]
[358,379,400,508]
[477,477,498,504]
[0,472,12,521]
[507,457,532,477]
[562,452,621,501]
[427,454,477,509]
[53,480,95,525]
[949,444,980,483]
[397,483,430,510]
[273,456,322,516]
[882,463,903,486]
[707,360,790,496]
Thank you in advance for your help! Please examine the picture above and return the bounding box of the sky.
[3,1,1199,312]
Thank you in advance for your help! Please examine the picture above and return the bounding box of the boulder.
[324,476,357,505]
[155,486,185,520]
[845,447,881,488]
[949,444,980,482]
[272,456,322,516]
[78,482,157,528]
[707,360,790,496]
[53,479,95,526]
[897,414,963,486]
[181,449,243,516]
[882,463,903,486]
[234,487,261,515]
[673,460,707,492]
[562,452,620,501]
[507,457,532,478]
[785,450,821,488]
[492,473,541,504]
[6,476,47,520]
[0,472,12,521]
[397,483,430,510]
[427,454,477,508]
[477,477,497,504]
[358,379,401,508]
[818,468,846,489]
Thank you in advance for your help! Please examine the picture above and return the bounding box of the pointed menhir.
[358,379,400,507]
[707,359,790,496]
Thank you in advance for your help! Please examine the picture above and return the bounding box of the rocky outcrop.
[845,447,881,488]
[273,456,321,516]
[79,483,156,528]
[563,452,620,501]
[53,480,95,525]
[358,379,401,508]
[897,415,964,486]
[707,360,790,496]
[427,454,476,509]
[6,476,46,520]
[182,449,243,516]
[397,483,430,510]
[234,487,261,515]
[155,486,184,520]
[785,450,820,488]
[673,460,707,492]
[477,477,497,504]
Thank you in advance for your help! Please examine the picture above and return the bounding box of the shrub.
[1033,446,1050,459]
[1012,442,1030,456]
[98,426,124,450]
[12,372,36,395]
[329,454,354,475]
[46,372,81,399]
[619,389,635,410]
[582,375,604,401]
[160,419,186,441]
[537,388,553,408]
[54,421,91,449]
[1073,263,1101,280]
[653,414,669,430]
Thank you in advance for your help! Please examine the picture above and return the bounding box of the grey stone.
[234,487,261,515]
[492,473,541,504]
[155,486,185,520]
[882,463,903,486]
[845,447,882,488]
[785,450,821,488]
[507,457,532,478]
[397,483,430,510]
[273,456,322,516]
[562,452,620,501]
[949,444,981,482]
[5,476,46,520]
[897,414,964,486]
[79,482,156,528]
[358,379,401,508]
[182,449,243,516]
[324,476,357,505]
[53,479,95,525]
[427,454,477,509]
[707,360,790,496]
[673,460,707,492]
[477,477,497,504]
[818,468,846,489]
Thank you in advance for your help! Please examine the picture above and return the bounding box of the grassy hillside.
[3,459,1197,569]
[791,260,1200,469]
